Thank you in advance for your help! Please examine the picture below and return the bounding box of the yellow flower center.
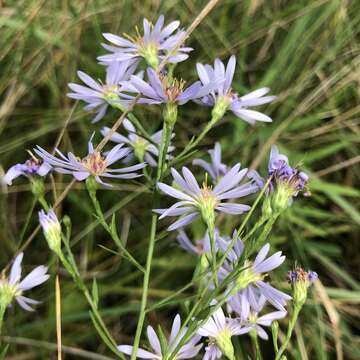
[82,152,108,176]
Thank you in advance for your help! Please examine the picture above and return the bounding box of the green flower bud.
[39,209,62,255]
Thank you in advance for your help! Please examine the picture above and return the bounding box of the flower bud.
[288,268,317,307]
[38,209,62,255]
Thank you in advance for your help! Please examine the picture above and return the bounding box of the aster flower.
[98,15,193,68]
[0,252,49,312]
[236,306,287,340]
[101,118,174,167]
[123,68,222,105]
[196,56,276,123]
[192,142,228,183]
[154,165,258,231]
[218,236,291,312]
[198,305,242,360]
[118,314,202,359]
[34,135,146,187]
[3,156,51,186]
[67,60,138,123]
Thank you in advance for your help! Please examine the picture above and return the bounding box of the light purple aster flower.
[118,314,202,359]
[67,60,138,123]
[218,236,291,312]
[196,56,276,123]
[197,305,242,360]
[176,229,221,255]
[3,157,51,186]
[236,303,287,340]
[268,145,310,198]
[101,118,174,167]
[192,142,228,183]
[34,134,146,187]
[0,252,49,311]
[123,68,222,105]
[98,15,193,68]
[154,165,258,231]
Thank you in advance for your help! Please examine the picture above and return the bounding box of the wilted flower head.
[98,15,193,68]
[154,165,258,231]
[101,118,174,166]
[196,56,276,123]
[192,142,228,183]
[265,145,310,213]
[118,314,202,359]
[39,209,62,254]
[67,60,138,123]
[218,236,291,312]
[198,305,242,360]
[123,68,222,106]
[34,134,146,187]
[288,267,318,307]
[3,155,51,186]
[0,253,49,312]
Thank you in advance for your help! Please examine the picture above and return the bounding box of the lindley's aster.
[122,68,222,105]
[197,305,242,360]
[0,252,49,311]
[154,165,259,231]
[118,314,202,359]
[101,118,174,167]
[196,56,276,123]
[218,237,291,312]
[98,15,193,68]
[3,155,51,186]
[34,135,146,187]
[67,60,138,123]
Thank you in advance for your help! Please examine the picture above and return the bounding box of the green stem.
[58,250,122,358]
[251,331,263,360]
[87,186,144,272]
[0,305,6,340]
[206,220,218,288]
[275,306,301,360]
[170,113,220,167]
[131,210,158,360]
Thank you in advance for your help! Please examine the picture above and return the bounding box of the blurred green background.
[0,0,359,359]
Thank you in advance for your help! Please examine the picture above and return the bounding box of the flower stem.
[251,331,263,360]
[131,209,159,360]
[275,306,301,360]
[0,304,6,340]
[170,113,221,167]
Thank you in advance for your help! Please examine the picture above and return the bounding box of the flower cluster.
[0,11,317,360]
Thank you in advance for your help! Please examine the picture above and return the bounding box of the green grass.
[0,0,359,358]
